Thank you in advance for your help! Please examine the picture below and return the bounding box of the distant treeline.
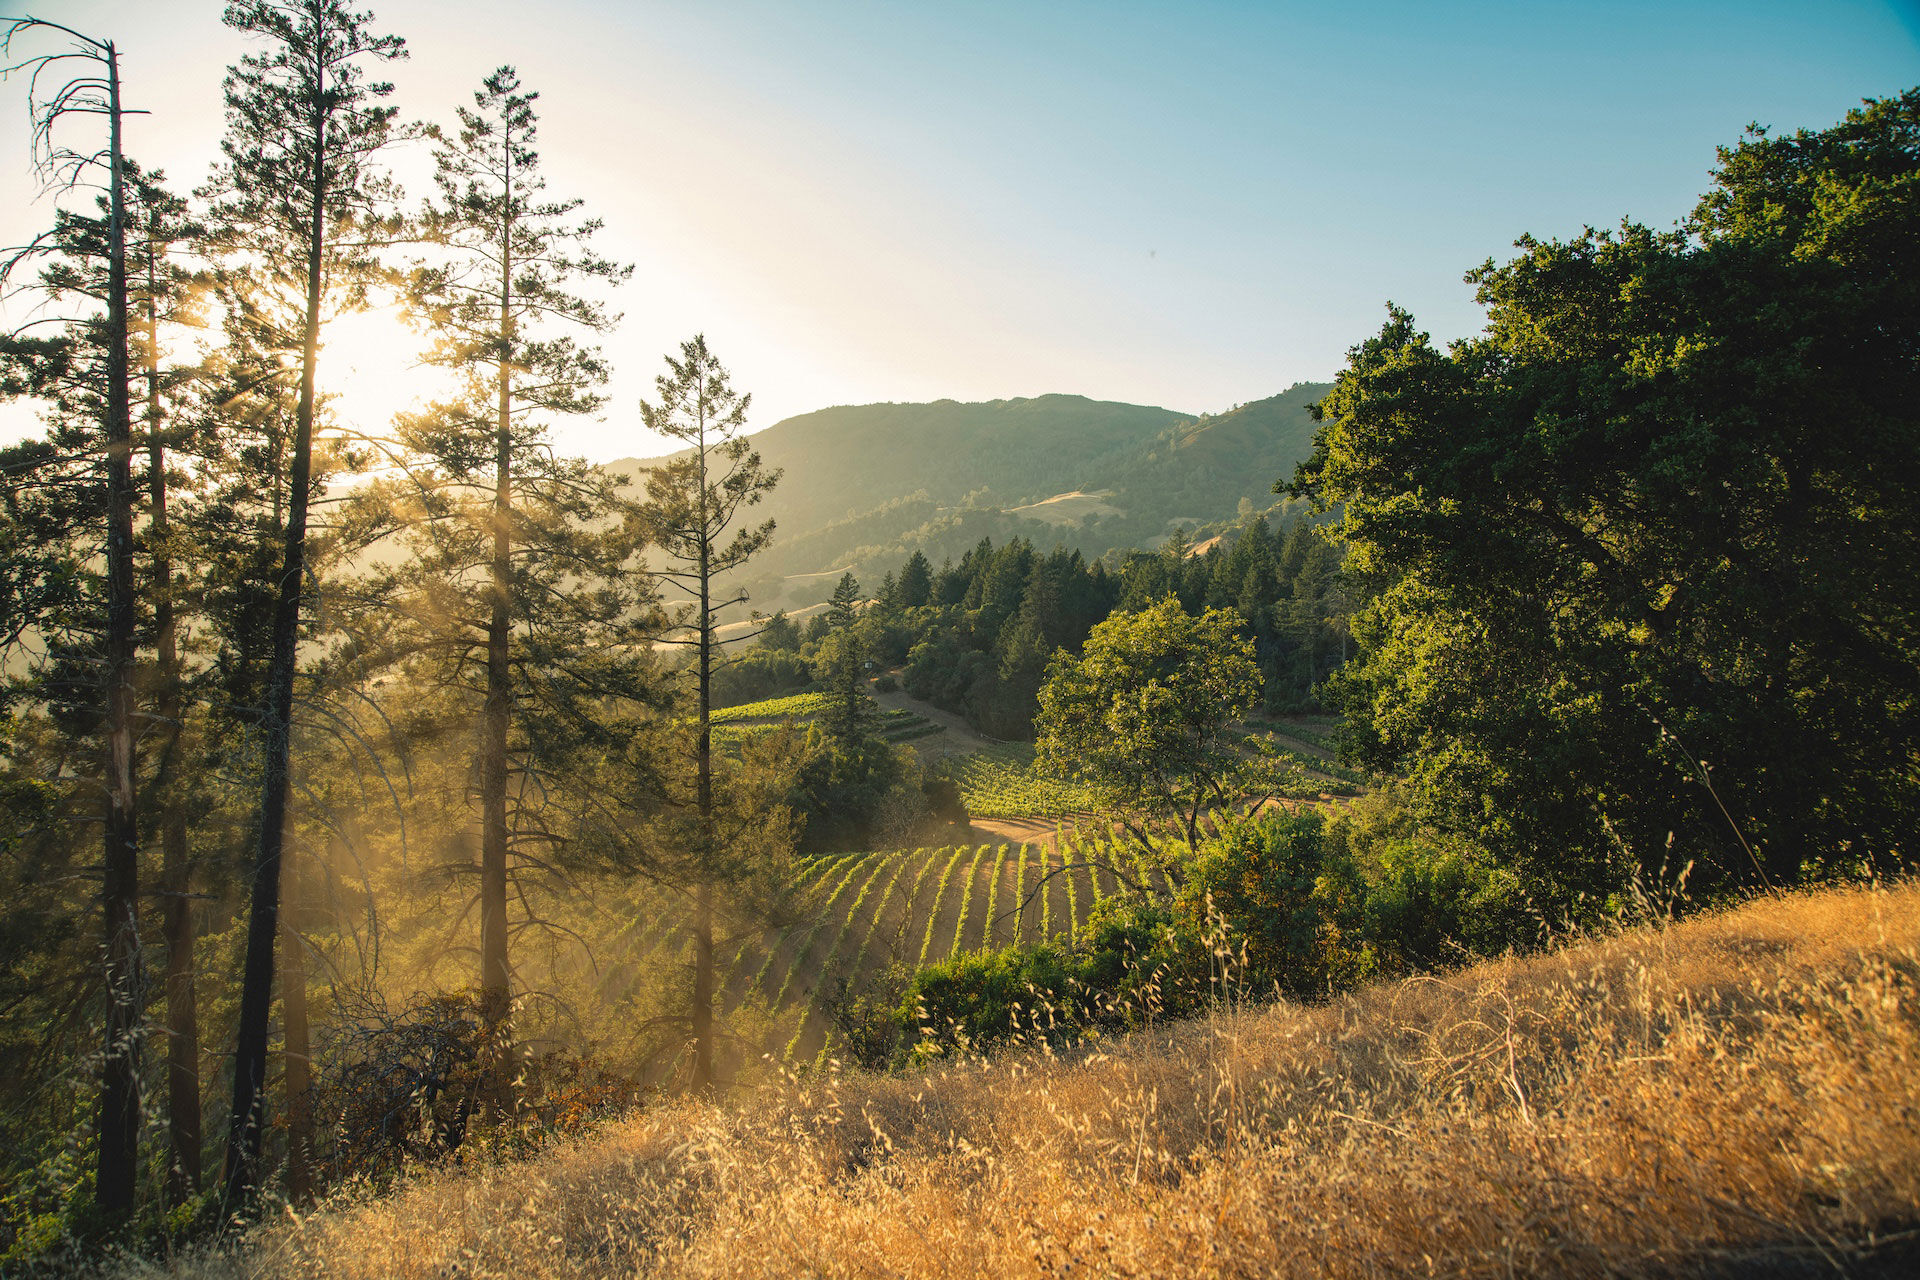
[719,515,1352,737]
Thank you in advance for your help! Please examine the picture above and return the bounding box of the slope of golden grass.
[152,883,1920,1279]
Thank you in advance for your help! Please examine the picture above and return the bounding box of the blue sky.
[2,0,1915,458]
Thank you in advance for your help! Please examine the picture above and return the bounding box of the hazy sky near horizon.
[2,0,1916,461]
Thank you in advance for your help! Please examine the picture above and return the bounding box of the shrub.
[900,942,1078,1057]
[1324,788,1534,967]
[316,991,639,1187]
[1181,809,1376,998]
[895,893,1210,1060]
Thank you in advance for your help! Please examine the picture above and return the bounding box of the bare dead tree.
[1,13,145,1223]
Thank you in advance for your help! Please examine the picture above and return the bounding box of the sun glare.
[319,304,447,440]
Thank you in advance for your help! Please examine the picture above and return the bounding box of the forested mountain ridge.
[606,384,1332,606]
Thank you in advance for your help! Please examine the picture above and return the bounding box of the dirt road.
[866,682,994,760]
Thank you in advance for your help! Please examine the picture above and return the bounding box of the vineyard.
[1257,716,1371,792]
[709,690,835,724]
[608,708,1356,1077]
[709,689,944,746]
[1275,716,1340,752]
[945,742,1101,818]
[597,827,1179,1072]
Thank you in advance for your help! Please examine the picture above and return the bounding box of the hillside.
[177,882,1920,1279]
[607,385,1332,609]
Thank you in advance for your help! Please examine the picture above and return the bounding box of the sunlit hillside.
[606,386,1332,605]
[2,0,1910,1266]
[150,882,1920,1279]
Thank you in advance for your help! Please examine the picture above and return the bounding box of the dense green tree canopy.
[1292,89,1920,897]
[1035,596,1261,849]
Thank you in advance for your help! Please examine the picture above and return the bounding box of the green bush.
[1324,789,1533,968]
[901,943,1076,1056]
[896,894,1209,1061]
[1181,808,1376,998]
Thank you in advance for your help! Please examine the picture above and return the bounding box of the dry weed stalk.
[136,883,1920,1279]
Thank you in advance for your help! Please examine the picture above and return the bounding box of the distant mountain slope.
[1078,382,1331,549]
[607,385,1331,609]
[608,393,1185,537]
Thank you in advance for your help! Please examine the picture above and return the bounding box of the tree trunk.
[223,87,326,1214]
[281,857,312,1204]
[478,220,514,1105]
[96,41,143,1222]
[146,213,201,1203]
[692,400,716,1096]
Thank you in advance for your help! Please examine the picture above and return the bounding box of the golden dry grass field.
[144,883,1920,1279]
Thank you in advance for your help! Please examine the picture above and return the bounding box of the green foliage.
[818,573,882,743]
[895,892,1207,1063]
[1181,808,1375,998]
[787,724,922,853]
[757,610,802,651]
[900,942,1077,1057]
[1036,597,1263,845]
[886,526,1353,741]
[709,646,813,708]
[1292,90,1920,899]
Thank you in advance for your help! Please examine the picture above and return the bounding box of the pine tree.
[124,164,210,1206]
[380,65,637,1104]
[758,610,801,651]
[820,572,879,742]
[0,16,153,1218]
[896,549,933,609]
[826,571,860,630]
[203,0,406,1212]
[636,335,780,1095]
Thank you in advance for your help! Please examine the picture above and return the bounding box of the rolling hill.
[607,383,1333,610]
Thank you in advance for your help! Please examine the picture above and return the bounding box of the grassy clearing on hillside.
[153,883,1920,1279]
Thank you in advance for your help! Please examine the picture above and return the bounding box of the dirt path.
[964,815,1063,850]
[866,682,994,759]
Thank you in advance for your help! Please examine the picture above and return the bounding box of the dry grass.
[149,883,1920,1278]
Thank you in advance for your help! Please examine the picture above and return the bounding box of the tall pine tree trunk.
[691,407,716,1096]
[146,232,200,1202]
[97,40,143,1222]
[281,856,312,1204]
[478,257,514,1103]
[223,101,325,1214]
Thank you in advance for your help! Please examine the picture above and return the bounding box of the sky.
[2,0,1916,462]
